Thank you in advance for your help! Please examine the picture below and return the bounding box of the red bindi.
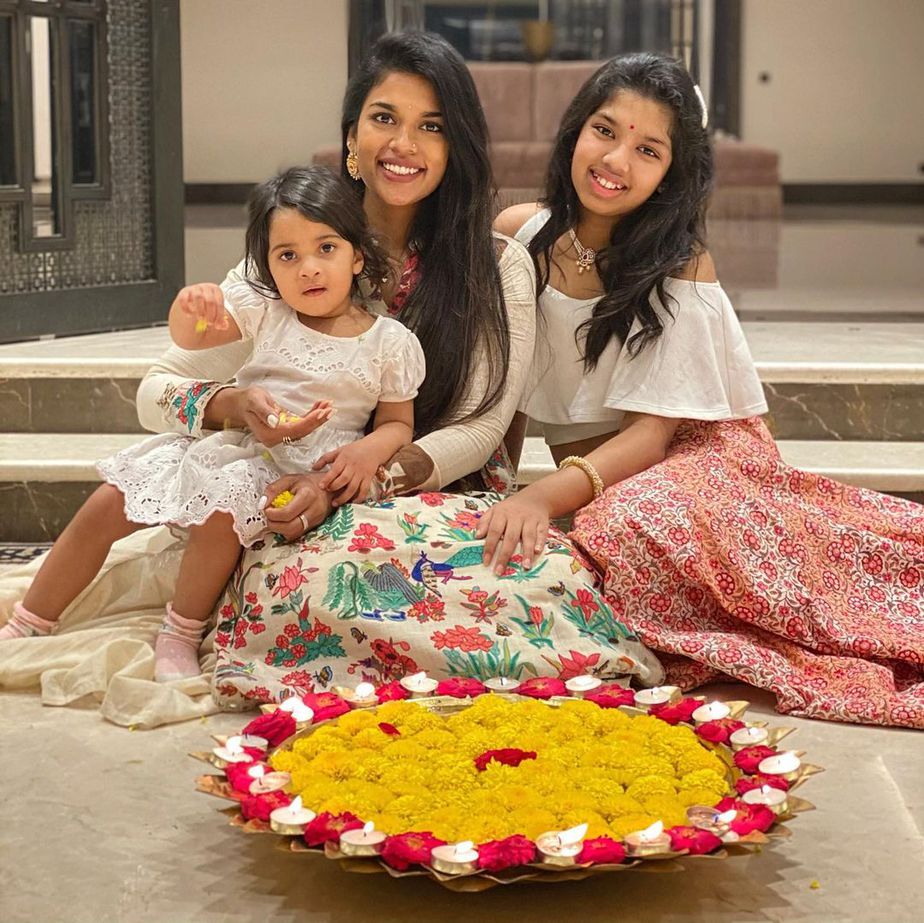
[629,124,635,130]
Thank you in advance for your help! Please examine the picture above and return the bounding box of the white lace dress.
[98,283,426,546]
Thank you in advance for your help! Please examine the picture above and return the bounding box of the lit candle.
[279,697,314,729]
[691,700,731,724]
[565,674,602,697]
[729,725,769,750]
[210,736,252,769]
[624,820,671,856]
[742,785,789,816]
[247,764,291,795]
[339,821,387,857]
[269,795,317,835]
[430,840,480,875]
[340,682,377,708]
[758,750,802,782]
[686,805,738,834]
[633,686,681,708]
[238,734,269,750]
[399,671,438,697]
[536,823,588,866]
[485,676,515,693]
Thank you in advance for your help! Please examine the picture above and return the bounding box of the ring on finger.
[298,513,309,534]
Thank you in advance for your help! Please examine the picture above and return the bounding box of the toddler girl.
[1,167,425,682]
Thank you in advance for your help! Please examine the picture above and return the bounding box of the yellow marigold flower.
[336,710,380,734]
[558,810,610,839]
[676,787,728,808]
[598,794,646,820]
[677,769,729,797]
[673,747,728,777]
[608,813,661,838]
[271,489,295,509]
[626,775,678,800]
[507,808,559,840]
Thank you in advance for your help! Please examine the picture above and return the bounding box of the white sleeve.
[414,235,537,487]
[135,262,255,435]
[220,259,270,340]
[379,326,427,402]
[573,280,767,421]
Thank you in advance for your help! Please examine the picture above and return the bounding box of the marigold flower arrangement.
[268,696,730,843]
[196,682,820,888]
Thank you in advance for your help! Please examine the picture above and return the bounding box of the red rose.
[303,811,364,847]
[514,677,567,699]
[302,691,350,723]
[585,684,636,709]
[380,831,446,871]
[577,836,626,865]
[735,774,790,796]
[733,745,778,774]
[376,681,410,703]
[695,718,746,744]
[242,745,268,760]
[477,835,537,872]
[225,760,267,794]
[474,748,537,772]
[436,677,486,699]
[241,710,297,747]
[714,798,776,835]
[667,825,723,855]
[378,722,401,737]
[649,697,700,725]
[240,790,290,822]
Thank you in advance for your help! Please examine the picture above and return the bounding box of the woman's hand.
[260,472,333,540]
[211,387,332,447]
[475,492,552,574]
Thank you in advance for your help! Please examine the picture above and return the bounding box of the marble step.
[0,433,920,542]
[2,323,924,439]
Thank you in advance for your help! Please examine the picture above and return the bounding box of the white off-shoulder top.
[515,209,767,445]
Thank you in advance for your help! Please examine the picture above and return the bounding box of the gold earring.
[346,147,361,181]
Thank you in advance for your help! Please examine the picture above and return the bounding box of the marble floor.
[1,683,921,923]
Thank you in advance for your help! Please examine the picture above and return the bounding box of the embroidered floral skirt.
[211,492,663,708]
[569,417,924,728]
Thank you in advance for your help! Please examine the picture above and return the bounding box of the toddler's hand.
[173,283,230,332]
[312,441,381,506]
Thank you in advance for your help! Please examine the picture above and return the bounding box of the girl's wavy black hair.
[531,52,714,368]
[340,31,510,437]
[244,166,390,300]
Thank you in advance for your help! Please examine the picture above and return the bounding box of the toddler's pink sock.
[154,603,206,682]
[0,602,58,640]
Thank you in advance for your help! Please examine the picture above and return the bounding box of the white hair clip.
[693,84,708,130]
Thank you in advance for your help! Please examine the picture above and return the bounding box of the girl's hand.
[312,442,381,507]
[475,493,552,575]
[260,473,333,540]
[174,283,231,331]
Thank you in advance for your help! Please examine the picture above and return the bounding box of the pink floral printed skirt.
[569,417,924,728]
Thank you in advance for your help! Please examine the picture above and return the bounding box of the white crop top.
[515,209,767,444]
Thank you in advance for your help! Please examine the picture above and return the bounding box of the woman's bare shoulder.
[493,201,544,239]
[671,250,718,282]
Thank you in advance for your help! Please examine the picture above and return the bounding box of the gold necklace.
[568,228,596,274]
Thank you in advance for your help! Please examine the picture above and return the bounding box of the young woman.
[487,53,922,728]
[0,32,536,723]
[139,32,535,529]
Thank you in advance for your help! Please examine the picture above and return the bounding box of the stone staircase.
[0,322,922,541]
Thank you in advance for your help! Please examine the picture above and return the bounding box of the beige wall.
[180,0,348,183]
[741,0,924,182]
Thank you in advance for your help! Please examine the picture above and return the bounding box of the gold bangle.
[558,455,605,499]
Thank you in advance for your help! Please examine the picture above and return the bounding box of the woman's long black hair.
[531,52,713,368]
[244,166,389,299]
[341,31,510,437]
